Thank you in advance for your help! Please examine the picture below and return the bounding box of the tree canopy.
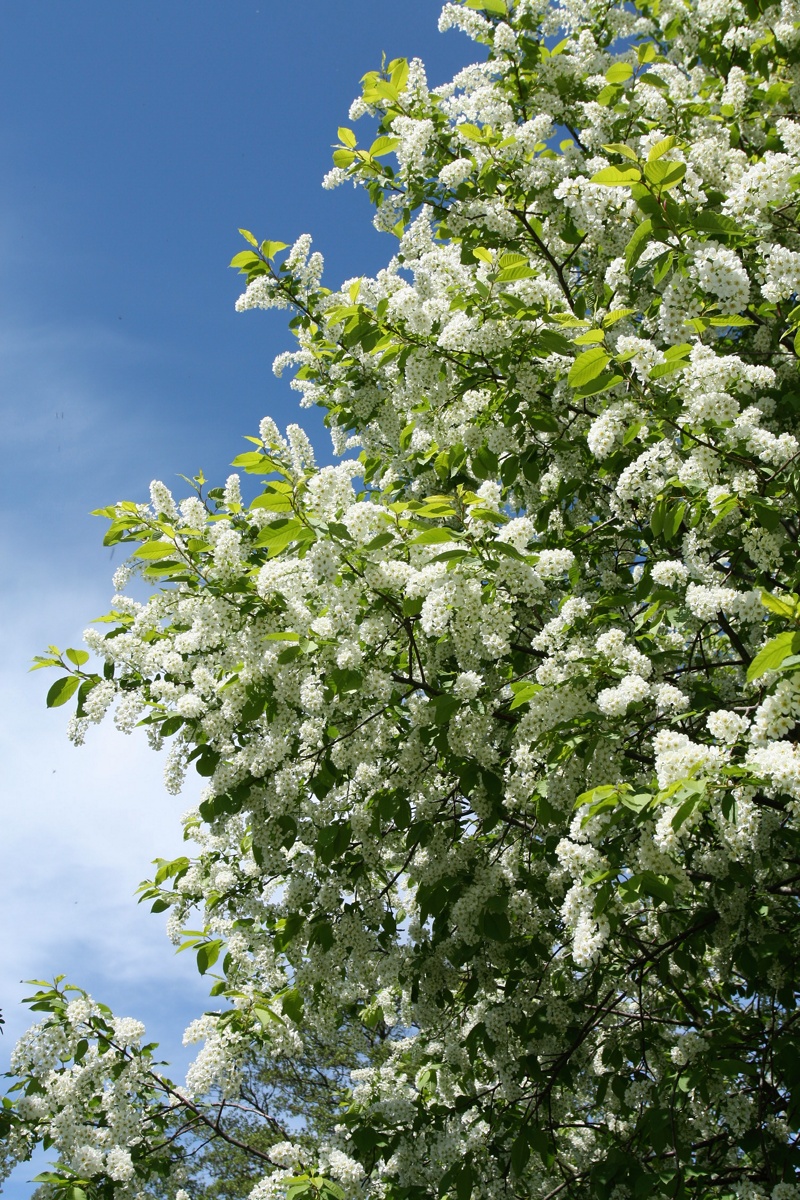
[4,0,800,1198]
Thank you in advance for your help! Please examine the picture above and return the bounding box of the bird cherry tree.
[4,0,800,1198]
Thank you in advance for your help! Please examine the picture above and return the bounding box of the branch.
[716,611,752,667]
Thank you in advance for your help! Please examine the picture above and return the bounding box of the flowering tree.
[4,0,800,1197]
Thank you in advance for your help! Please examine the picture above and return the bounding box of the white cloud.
[0,588,214,1196]
[0,283,255,1196]
[0,314,215,1116]
[0,587,211,1044]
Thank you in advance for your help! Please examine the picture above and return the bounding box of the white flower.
[72,1145,104,1178]
[453,671,483,699]
[597,673,651,716]
[150,479,178,519]
[651,560,688,588]
[653,684,690,714]
[438,158,473,189]
[111,1016,145,1047]
[105,1146,135,1182]
[689,243,750,313]
[535,548,575,578]
[707,709,750,743]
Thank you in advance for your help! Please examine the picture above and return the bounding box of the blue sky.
[0,4,478,1193]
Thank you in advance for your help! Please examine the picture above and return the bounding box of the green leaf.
[647,135,677,160]
[230,250,260,269]
[481,910,511,941]
[750,497,781,532]
[644,160,686,190]
[65,648,89,667]
[359,1000,384,1029]
[568,347,611,387]
[575,784,619,812]
[761,590,797,618]
[337,126,357,148]
[590,165,641,186]
[369,136,400,157]
[747,631,800,681]
[654,251,675,288]
[596,84,621,106]
[622,420,642,445]
[455,123,484,143]
[250,487,294,514]
[194,748,220,777]
[159,715,185,739]
[319,1182,345,1200]
[363,531,395,551]
[239,228,258,246]
[285,1180,313,1200]
[708,496,739,528]
[650,497,666,538]
[599,309,633,328]
[639,72,668,89]
[30,656,63,672]
[498,252,527,269]
[330,668,362,694]
[510,1134,531,1176]
[133,539,178,561]
[410,495,458,517]
[260,240,288,260]
[662,501,686,543]
[281,987,304,1024]
[649,359,688,379]
[468,507,507,523]
[575,371,623,397]
[574,329,605,345]
[527,410,560,432]
[509,682,540,710]
[46,677,80,708]
[671,786,706,831]
[625,219,654,272]
[536,330,574,354]
[196,940,222,974]
[605,62,634,83]
[708,315,754,327]
[253,1004,283,1028]
[409,527,461,545]
[630,247,671,286]
[694,211,745,240]
[602,142,638,161]
[619,792,652,813]
[618,871,675,905]
[232,450,268,471]
[497,264,537,281]
[439,1160,474,1200]
[431,694,460,725]
[254,518,307,557]
[316,820,352,864]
